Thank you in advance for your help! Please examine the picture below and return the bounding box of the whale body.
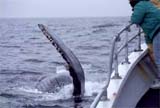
[36,73,72,93]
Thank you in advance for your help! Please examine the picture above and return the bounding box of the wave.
[50,61,64,65]
[0,93,19,98]
[92,28,107,34]
[92,23,120,29]
[76,45,106,50]
[0,69,42,75]
[24,59,45,63]
[23,104,65,108]
[28,37,39,40]
[0,45,20,48]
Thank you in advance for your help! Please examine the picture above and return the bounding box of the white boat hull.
[96,44,160,108]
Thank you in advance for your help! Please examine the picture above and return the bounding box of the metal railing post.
[135,27,143,52]
[112,36,122,79]
[122,29,130,64]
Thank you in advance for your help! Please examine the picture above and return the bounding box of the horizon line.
[0,16,130,19]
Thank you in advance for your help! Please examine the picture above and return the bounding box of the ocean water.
[0,17,143,108]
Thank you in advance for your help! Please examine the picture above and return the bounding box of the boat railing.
[90,23,144,108]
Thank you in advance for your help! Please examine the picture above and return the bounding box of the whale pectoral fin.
[38,24,85,97]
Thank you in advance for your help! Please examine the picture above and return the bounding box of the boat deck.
[96,44,159,108]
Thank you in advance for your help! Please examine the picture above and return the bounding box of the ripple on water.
[0,45,21,48]
[0,69,43,75]
[24,59,45,63]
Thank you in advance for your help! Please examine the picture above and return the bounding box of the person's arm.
[131,2,147,24]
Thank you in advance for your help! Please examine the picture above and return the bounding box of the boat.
[90,24,160,108]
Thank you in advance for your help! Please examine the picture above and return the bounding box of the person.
[129,0,160,88]
[151,0,160,8]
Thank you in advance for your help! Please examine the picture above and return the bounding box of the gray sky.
[0,0,132,18]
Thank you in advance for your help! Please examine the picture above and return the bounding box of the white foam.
[13,81,104,101]
[35,84,73,101]
[17,86,43,94]
[85,81,105,96]
[82,64,92,71]
[56,66,69,74]
[36,81,105,101]
[13,85,73,101]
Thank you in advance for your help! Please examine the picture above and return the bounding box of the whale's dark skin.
[38,24,85,97]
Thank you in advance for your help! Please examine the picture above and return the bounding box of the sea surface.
[0,17,143,108]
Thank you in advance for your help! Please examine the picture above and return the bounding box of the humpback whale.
[37,24,85,98]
